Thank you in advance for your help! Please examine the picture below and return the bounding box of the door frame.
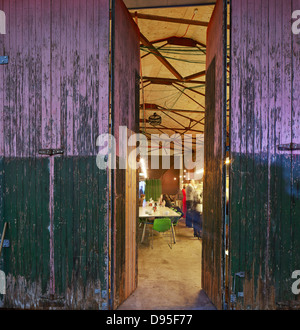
[108,0,231,310]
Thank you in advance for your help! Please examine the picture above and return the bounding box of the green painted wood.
[1,158,50,299]
[53,156,108,308]
[0,157,4,274]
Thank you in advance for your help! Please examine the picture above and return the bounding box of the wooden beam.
[131,12,209,27]
[172,84,205,110]
[140,33,183,80]
[140,125,204,133]
[141,42,168,59]
[173,82,205,97]
[140,104,206,114]
[183,70,206,81]
[143,76,205,85]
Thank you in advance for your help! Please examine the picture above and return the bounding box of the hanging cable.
[179,8,198,38]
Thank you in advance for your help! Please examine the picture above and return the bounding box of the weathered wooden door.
[0,0,110,309]
[230,0,300,310]
[111,0,140,309]
[202,0,227,310]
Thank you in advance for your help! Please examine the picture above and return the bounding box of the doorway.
[111,0,230,310]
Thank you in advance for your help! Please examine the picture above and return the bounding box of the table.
[139,206,180,243]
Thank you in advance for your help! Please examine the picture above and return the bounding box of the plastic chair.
[151,218,175,249]
[139,217,155,243]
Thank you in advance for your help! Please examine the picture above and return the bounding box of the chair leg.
[151,226,154,249]
[141,223,147,243]
[171,224,176,244]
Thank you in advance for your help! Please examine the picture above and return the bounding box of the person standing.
[182,185,187,219]
[185,180,194,227]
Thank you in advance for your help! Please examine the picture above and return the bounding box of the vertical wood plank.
[229,0,242,305]
[293,0,300,155]
[35,0,43,158]
[291,0,300,307]
[28,0,36,157]
[203,0,226,310]
[0,0,4,156]
[51,0,61,150]
[8,0,16,157]
[65,0,74,156]
[22,0,30,157]
[253,0,262,308]
[112,0,140,307]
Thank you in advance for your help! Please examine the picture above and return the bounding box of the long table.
[139,206,180,243]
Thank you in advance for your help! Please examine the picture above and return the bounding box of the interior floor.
[117,219,216,310]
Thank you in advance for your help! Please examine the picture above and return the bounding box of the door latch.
[38,148,64,156]
[278,143,300,151]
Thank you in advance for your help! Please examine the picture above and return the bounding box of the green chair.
[151,218,175,249]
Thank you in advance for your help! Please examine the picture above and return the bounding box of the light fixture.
[140,158,147,179]
[148,113,162,126]
[225,158,231,165]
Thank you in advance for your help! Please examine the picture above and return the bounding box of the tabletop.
[139,206,180,218]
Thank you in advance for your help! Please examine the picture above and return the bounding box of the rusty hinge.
[38,148,64,156]
[0,56,8,65]
[278,143,300,151]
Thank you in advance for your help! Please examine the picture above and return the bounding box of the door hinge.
[38,148,64,156]
[278,143,300,151]
[0,56,8,65]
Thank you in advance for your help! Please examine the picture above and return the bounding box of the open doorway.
[113,0,230,310]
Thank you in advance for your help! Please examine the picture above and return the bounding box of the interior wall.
[161,168,180,195]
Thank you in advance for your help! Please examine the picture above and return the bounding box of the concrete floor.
[118,218,217,310]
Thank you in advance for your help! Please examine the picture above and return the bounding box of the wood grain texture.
[203,0,226,311]
[230,0,300,310]
[111,0,140,309]
[0,0,110,309]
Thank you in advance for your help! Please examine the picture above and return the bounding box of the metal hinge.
[278,143,300,151]
[0,56,8,65]
[231,271,245,305]
[38,148,64,156]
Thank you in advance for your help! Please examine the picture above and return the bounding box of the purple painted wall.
[0,0,109,159]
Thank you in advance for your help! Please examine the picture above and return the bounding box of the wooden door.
[230,0,300,310]
[111,0,140,309]
[0,0,110,309]
[111,0,140,308]
[202,0,228,310]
